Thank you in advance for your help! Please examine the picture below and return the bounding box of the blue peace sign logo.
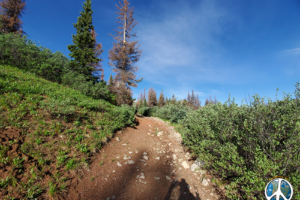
[265,178,293,200]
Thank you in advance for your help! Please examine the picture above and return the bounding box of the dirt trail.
[64,116,223,200]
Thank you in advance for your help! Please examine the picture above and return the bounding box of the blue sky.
[20,0,300,106]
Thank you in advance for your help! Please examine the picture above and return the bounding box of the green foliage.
[67,0,100,83]
[170,109,186,123]
[138,106,151,116]
[178,93,300,199]
[61,70,113,101]
[0,33,70,83]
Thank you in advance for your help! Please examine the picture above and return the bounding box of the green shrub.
[0,33,69,83]
[178,93,300,199]
[61,70,114,101]
[170,109,186,123]
[138,107,151,116]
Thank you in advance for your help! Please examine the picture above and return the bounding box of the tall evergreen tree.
[139,92,143,108]
[148,87,157,107]
[0,0,28,35]
[108,0,143,91]
[67,0,100,83]
[191,90,195,106]
[158,90,165,107]
[88,29,104,81]
[108,74,114,87]
[187,92,191,105]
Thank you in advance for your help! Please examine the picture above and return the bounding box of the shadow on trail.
[64,116,203,200]
[164,179,201,200]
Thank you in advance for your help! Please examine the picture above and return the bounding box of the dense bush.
[170,109,187,123]
[0,33,115,102]
[137,106,151,116]
[152,103,192,121]
[0,32,70,83]
[61,70,112,101]
[113,104,136,127]
[178,93,300,199]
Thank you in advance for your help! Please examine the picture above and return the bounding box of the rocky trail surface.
[63,116,224,200]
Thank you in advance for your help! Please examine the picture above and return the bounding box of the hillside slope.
[0,65,136,199]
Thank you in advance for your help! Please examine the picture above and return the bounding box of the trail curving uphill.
[63,116,223,200]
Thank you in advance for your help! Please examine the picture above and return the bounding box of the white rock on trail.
[123,155,131,160]
[181,161,190,169]
[172,154,177,160]
[116,137,121,141]
[117,162,122,167]
[191,159,205,172]
[139,173,145,179]
[178,159,183,163]
[166,176,172,181]
[154,177,160,180]
[128,160,134,164]
[143,152,148,156]
[155,157,160,160]
[202,179,209,186]
[143,155,149,160]
[157,131,163,137]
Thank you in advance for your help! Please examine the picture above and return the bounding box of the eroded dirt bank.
[63,116,223,200]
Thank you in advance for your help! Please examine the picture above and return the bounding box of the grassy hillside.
[0,65,136,199]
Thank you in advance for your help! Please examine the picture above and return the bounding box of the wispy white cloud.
[280,48,300,56]
[133,0,245,92]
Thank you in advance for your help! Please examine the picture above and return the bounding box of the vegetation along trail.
[63,115,222,200]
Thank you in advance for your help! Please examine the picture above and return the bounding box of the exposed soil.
[63,116,225,200]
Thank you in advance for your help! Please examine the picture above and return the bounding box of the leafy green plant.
[66,159,77,170]
[76,144,89,154]
[12,157,25,168]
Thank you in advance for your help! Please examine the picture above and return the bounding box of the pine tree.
[148,87,157,107]
[67,0,100,83]
[187,92,191,106]
[108,0,143,90]
[214,96,217,104]
[136,96,139,109]
[139,92,143,108]
[88,29,104,81]
[108,74,114,88]
[191,90,195,106]
[158,90,165,107]
[0,0,28,35]
[205,98,209,106]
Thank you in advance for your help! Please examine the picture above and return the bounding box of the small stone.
[148,133,151,135]
[210,193,214,196]
[157,131,163,137]
[172,154,177,159]
[143,155,149,160]
[140,159,146,162]
[117,162,122,167]
[181,161,190,169]
[128,160,135,164]
[166,176,172,181]
[122,144,127,146]
[155,157,160,160]
[136,175,139,178]
[139,179,147,184]
[139,173,145,179]
[143,152,148,156]
[202,179,209,186]
[135,150,138,153]
[112,170,115,172]
[116,137,120,141]
[123,155,131,160]
[149,125,151,127]
[129,151,133,154]
[178,159,183,163]
[154,177,160,180]
[169,143,172,146]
